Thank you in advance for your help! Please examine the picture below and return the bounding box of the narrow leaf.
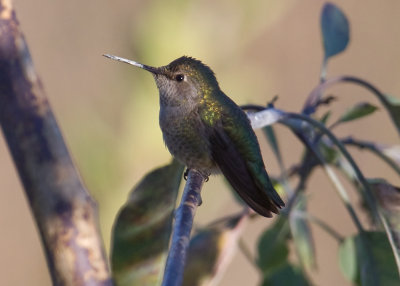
[336,102,378,124]
[321,3,350,59]
[111,160,184,286]
[383,94,400,135]
[183,212,248,286]
[262,126,284,168]
[320,110,332,125]
[338,236,358,282]
[290,197,316,270]
[319,139,340,165]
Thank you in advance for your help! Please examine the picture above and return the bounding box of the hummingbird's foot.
[183,168,190,181]
[197,194,203,206]
[184,169,210,182]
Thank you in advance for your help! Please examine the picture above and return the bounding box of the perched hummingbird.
[104,54,285,217]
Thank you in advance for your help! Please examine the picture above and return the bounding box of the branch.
[302,75,400,136]
[341,137,400,176]
[0,2,113,286]
[162,170,204,286]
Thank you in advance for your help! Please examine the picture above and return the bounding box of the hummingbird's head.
[104,54,219,109]
[154,56,220,107]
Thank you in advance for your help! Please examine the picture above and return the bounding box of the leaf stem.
[296,211,344,243]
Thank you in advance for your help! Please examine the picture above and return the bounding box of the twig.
[342,137,400,176]
[162,170,204,286]
[322,164,365,232]
[0,2,113,286]
[296,211,344,242]
[302,75,400,136]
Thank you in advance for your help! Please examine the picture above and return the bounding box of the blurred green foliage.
[339,232,398,286]
[111,160,183,286]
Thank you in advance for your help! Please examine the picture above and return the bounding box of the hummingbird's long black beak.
[103,54,160,74]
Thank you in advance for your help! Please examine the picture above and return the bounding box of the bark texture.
[0,1,113,285]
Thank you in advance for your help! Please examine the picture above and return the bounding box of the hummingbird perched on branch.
[104,54,285,217]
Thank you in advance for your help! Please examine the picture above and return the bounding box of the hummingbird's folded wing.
[209,123,283,217]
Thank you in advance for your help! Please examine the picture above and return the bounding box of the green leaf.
[111,160,184,286]
[338,232,399,286]
[321,3,350,59]
[183,212,248,286]
[337,102,378,124]
[382,94,400,135]
[261,262,311,286]
[257,218,290,274]
[320,111,332,125]
[290,197,316,270]
[262,126,283,168]
[318,139,340,165]
[338,236,358,282]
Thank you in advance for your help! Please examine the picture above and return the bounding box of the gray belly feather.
[159,107,214,172]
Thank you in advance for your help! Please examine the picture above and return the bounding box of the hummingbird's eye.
[175,74,185,82]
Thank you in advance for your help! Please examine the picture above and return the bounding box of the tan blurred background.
[1,0,399,285]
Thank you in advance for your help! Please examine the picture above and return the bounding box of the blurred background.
[1,0,399,285]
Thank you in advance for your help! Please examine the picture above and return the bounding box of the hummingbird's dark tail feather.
[210,131,283,217]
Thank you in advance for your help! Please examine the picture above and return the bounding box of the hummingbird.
[104,54,285,217]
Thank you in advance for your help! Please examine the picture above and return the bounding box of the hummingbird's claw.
[197,194,203,206]
[183,168,190,181]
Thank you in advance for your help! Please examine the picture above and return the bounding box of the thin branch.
[302,75,400,136]
[342,137,400,176]
[296,211,344,243]
[0,2,113,286]
[283,155,314,214]
[322,164,365,233]
[246,107,285,129]
[162,170,204,286]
